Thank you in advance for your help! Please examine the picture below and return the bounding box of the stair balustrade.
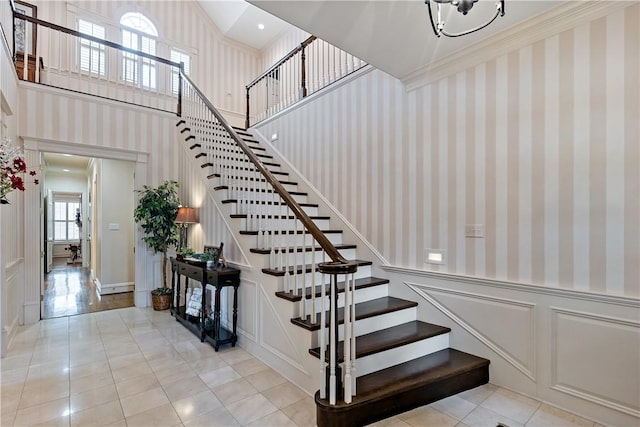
[179,72,359,406]
[245,35,367,128]
[9,3,182,113]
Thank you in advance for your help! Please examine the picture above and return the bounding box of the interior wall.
[95,158,134,289]
[254,3,640,298]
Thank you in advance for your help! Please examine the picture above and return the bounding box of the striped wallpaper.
[30,0,260,118]
[255,4,639,297]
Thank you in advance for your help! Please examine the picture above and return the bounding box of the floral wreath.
[0,138,39,204]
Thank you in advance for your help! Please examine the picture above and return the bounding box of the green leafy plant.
[179,247,195,257]
[133,180,180,293]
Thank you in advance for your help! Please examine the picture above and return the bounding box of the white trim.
[383,264,640,308]
[407,282,537,381]
[403,1,616,90]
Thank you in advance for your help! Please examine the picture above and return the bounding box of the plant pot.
[151,292,171,311]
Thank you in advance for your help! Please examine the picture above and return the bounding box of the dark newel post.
[300,45,308,99]
[245,87,250,129]
[177,62,183,117]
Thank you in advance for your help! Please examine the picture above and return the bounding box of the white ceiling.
[43,153,89,174]
[197,0,294,50]
[245,0,564,80]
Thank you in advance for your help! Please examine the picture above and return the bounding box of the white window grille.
[53,199,80,241]
[120,12,158,89]
[170,49,190,94]
[78,19,106,75]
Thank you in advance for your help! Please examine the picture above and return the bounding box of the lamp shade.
[176,207,198,224]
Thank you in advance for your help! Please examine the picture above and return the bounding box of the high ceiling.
[245,0,564,80]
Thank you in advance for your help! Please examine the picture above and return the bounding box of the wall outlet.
[465,224,484,238]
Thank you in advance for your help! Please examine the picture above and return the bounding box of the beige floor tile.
[70,370,114,395]
[211,377,258,405]
[125,401,182,427]
[108,352,147,371]
[163,374,210,402]
[245,368,288,392]
[0,366,29,386]
[1,354,33,371]
[70,398,124,427]
[247,409,298,426]
[25,360,69,383]
[69,349,107,368]
[224,393,278,425]
[398,406,459,427]
[69,360,111,381]
[32,414,70,427]
[173,389,223,423]
[13,396,69,427]
[119,386,170,418]
[188,355,229,373]
[366,415,412,426]
[1,383,22,414]
[261,382,309,409]
[1,408,16,426]
[114,372,161,399]
[154,360,199,386]
[19,378,70,409]
[69,383,118,413]
[462,405,523,427]
[281,396,317,427]
[182,406,241,427]
[218,347,254,365]
[525,403,595,427]
[457,384,499,405]
[110,361,154,383]
[199,365,241,388]
[481,388,541,425]
[430,395,478,421]
[231,357,269,377]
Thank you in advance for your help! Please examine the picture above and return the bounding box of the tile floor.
[0,307,600,427]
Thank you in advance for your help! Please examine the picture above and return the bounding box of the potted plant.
[199,249,219,268]
[133,180,180,310]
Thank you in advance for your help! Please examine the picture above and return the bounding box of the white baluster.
[344,272,352,403]
[351,271,357,395]
[319,271,327,399]
[329,273,336,405]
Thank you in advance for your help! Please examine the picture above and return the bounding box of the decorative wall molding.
[403,1,615,90]
[257,284,309,376]
[407,282,536,380]
[235,278,257,342]
[384,265,640,309]
[550,307,640,418]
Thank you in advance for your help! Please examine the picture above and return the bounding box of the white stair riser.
[267,248,357,268]
[256,232,343,248]
[278,266,373,293]
[239,217,331,231]
[301,283,389,315]
[353,333,450,377]
[339,307,417,341]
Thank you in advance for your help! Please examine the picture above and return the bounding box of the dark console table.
[170,257,240,351]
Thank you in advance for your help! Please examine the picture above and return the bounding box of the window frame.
[120,12,158,90]
[53,197,81,242]
[77,18,107,76]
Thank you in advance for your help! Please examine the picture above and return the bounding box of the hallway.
[43,258,134,319]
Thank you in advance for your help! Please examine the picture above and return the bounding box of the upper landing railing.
[245,35,367,128]
[8,1,182,113]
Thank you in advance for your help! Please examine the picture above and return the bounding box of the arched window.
[120,12,158,89]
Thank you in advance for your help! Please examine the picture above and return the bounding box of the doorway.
[41,153,135,319]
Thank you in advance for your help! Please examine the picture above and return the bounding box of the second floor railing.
[245,35,367,128]
[10,3,182,113]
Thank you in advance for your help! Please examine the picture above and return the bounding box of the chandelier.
[425,0,505,38]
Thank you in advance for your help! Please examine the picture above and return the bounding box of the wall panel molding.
[385,265,640,309]
[407,282,536,380]
[550,307,640,418]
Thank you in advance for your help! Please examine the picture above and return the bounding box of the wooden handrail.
[181,71,348,264]
[12,10,181,68]
[246,35,316,90]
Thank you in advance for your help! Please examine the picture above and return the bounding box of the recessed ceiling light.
[258,23,265,30]
[63,154,72,157]
[63,169,70,172]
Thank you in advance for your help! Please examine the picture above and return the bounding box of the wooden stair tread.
[275,276,388,302]
[309,321,450,361]
[240,229,340,236]
[232,214,329,220]
[252,243,354,255]
[315,348,490,427]
[263,259,370,277]
[291,296,416,331]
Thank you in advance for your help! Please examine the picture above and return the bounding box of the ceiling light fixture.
[425,0,505,38]
[257,23,265,30]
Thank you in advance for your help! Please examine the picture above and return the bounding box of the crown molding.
[403,1,619,91]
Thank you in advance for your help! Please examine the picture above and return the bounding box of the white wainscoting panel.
[236,278,257,342]
[408,282,536,380]
[551,307,640,418]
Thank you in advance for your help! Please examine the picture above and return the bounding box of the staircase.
[6,11,489,422]
[176,78,489,426]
